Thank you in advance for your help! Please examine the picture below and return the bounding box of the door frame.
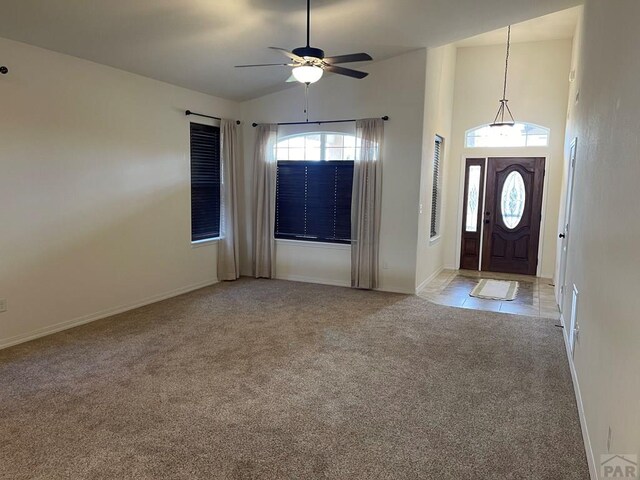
[557,138,578,311]
[455,154,550,276]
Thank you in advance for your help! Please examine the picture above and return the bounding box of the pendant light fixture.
[490,25,515,127]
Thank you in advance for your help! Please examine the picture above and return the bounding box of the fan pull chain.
[304,82,310,122]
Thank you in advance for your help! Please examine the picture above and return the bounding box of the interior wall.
[0,38,239,348]
[560,0,640,474]
[239,50,428,294]
[415,45,457,291]
[443,39,572,278]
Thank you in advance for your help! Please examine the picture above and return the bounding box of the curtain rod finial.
[252,123,258,127]
[382,116,389,121]
[185,110,191,116]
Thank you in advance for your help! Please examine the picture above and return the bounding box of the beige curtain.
[252,124,278,278]
[351,118,384,289]
[217,119,241,281]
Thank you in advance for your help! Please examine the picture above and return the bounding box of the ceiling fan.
[235,0,373,84]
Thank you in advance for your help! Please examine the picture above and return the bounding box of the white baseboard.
[275,274,350,288]
[560,314,598,480]
[0,279,219,350]
[415,265,445,294]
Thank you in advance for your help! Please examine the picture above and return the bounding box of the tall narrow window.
[465,165,482,232]
[190,123,220,241]
[275,133,355,244]
[430,135,444,239]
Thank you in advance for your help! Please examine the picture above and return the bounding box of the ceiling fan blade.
[323,64,369,79]
[269,47,304,63]
[285,75,297,83]
[323,53,373,64]
[235,63,293,68]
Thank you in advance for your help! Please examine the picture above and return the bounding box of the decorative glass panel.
[501,171,526,229]
[465,122,550,148]
[465,165,481,232]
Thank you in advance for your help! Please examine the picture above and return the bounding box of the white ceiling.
[456,6,581,48]
[0,0,581,101]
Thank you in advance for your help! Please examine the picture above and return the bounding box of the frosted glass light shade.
[292,65,323,84]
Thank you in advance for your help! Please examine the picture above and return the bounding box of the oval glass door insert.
[501,171,526,229]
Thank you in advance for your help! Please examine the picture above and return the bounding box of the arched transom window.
[465,122,550,148]
[275,132,356,161]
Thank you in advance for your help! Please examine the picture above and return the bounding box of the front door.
[482,157,545,275]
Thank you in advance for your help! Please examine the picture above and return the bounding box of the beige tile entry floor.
[418,269,561,320]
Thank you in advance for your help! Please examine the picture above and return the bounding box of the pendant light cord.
[501,25,511,101]
[491,25,515,126]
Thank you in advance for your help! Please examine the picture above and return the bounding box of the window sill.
[429,235,441,246]
[275,238,351,250]
[191,238,219,248]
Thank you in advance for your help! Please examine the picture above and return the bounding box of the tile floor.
[418,269,561,319]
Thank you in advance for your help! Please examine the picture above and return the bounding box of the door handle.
[559,233,566,239]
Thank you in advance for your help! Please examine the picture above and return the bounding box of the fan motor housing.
[293,46,325,61]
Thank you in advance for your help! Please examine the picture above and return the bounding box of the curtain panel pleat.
[217,119,241,281]
[351,118,384,289]
[252,124,278,278]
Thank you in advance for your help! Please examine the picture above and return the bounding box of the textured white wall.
[560,0,640,474]
[239,50,429,294]
[443,39,572,278]
[0,38,238,348]
[415,45,457,291]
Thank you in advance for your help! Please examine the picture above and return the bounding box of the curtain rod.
[251,116,389,128]
[185,110,241,125]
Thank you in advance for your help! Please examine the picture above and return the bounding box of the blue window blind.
[190,123,220,241]
[275,161,353,244]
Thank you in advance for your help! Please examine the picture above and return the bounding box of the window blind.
[190,123,220,241]
[275,161,353,243]
[430,135,443,238]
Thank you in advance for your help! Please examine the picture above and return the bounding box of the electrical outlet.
[0,299,6,313]
[607,426,612,452]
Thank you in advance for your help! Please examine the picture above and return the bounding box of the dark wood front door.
[482,157,545,275]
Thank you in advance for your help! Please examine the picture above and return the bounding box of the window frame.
[189,122,221,243]
[274,132,356,245]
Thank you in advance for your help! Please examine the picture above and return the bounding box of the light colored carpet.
[470,279,519,301]
[0,278,588,479]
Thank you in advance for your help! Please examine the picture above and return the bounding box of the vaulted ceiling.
[0,0,581,101]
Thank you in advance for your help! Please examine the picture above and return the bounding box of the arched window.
[275,132,356,161]
[465,122,550,148]
[274,132,356,243]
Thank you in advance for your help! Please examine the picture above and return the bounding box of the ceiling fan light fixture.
[292,65,323,84]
